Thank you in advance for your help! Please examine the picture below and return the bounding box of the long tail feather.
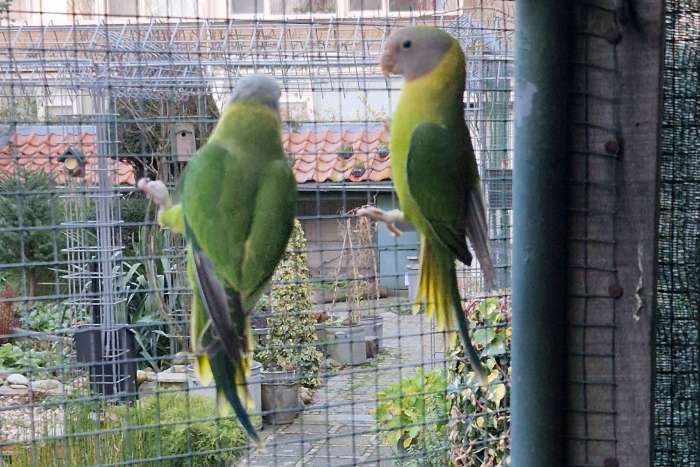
[209,350,260,443]
[190,250,258,442]
[449,279,489,386]
[417,240,489,386]
[465,186,496,291]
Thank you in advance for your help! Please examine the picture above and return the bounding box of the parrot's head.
[380,26,458,80]
[227,74,281,112]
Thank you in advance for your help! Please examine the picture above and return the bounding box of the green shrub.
[374,296,511,467]
[11,393,249,466]
[449,296,511,466]
[375,368,450,466]
[19,302,87,333]
[255,219,323,388]
[0,341,54,371]
[0,169,62,297]
[120,193,149,257]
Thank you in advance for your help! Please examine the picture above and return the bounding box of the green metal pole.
[512,1,570,466]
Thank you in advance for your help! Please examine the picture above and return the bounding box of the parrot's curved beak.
[380,50,397,78]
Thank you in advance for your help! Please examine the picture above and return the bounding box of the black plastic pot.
[74,324,137,400]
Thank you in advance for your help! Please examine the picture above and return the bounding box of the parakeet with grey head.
[139,74,297,441]
[359,26,494,384]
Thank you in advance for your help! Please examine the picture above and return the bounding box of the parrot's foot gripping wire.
[356,205,405,237]
[137,177,173,210]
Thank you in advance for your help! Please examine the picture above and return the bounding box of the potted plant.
[324,312,368,366]
[255,220,323,424]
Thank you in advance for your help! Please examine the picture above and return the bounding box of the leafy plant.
[123,223,188,370]
[120,193,149,257]
[19,302,87,333]
[449,296,511,466]
[119,393,249,465]
[0,342,54,370]
[0,169,62,297]
[10,393,249,466]
[375,368,450,466]
[255,220,323,388]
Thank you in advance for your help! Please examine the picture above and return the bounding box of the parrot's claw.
[357,206,405,237]
[137,177,172,209]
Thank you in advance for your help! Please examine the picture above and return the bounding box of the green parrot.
[359,27,494,384]
[138,75,297,442]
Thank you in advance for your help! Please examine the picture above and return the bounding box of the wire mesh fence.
[655,0,700,465]
[0,1,513,465]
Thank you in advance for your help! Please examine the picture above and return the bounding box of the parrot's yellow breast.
[390,42,466,230]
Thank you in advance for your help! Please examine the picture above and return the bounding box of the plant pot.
[74,324,137,400]
[325,323,367,366]
[360,315,383,358]
[260,370,302,425]
[360,315,383,341]
[248,361,263,425]
[405,256,420,301]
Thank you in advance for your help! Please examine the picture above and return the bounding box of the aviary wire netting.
[0,1,513,465]
[655,0,700,464]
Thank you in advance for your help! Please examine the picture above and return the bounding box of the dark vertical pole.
[512,2,570,466]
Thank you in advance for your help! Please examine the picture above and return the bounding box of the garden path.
[239,301,447,467]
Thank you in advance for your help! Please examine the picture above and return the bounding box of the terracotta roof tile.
[285,124,392,184]
[0,131,135,186]
[2,125,391,189]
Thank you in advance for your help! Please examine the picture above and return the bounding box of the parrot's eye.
[402,40,412,49]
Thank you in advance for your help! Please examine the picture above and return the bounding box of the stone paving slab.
[240,311,445,466]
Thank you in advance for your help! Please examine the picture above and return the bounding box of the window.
[270,0,336,15]
[348,0,381,11]
[150,0,197,16]
[108,0,138,16]
[231,0,264,14]
[389,0,454,12]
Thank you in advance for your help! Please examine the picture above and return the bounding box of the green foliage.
[0,302,81,373]
[374,297,511,466]
[19,302,87,333]
[0,169,62,296]
[121,222,188,370]
[120,193,149,257]
[449,296,511,466]
[0,342,54,370]
[255,220,323,388]
[119,393,248,465]
[10,394,248,466]
[375,368,450,466]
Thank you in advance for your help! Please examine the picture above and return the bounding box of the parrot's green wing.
[406,121,489,384]
[405,122,472,266]
[181,141,296,443]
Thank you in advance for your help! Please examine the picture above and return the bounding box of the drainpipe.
[512,2,570,466]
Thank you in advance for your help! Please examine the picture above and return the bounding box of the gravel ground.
[0,395,65,447]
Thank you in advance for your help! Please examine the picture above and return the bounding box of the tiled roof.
[1,124,392,187]
[0,129,135,185]
[284,124,391,184]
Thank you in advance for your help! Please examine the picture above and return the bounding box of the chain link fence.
[0,1,513,465]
